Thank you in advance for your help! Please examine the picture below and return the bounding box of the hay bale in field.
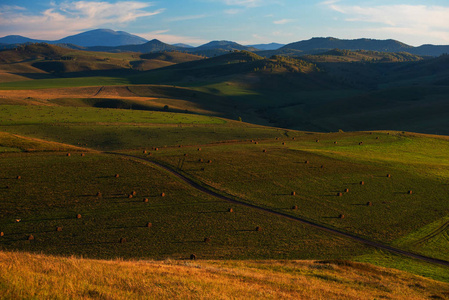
[263,149,267,153]
[360,181,364,185]
[198,158,203,162]
[292,137,296,140]
[367,202,373,206]
[255,226,262,231]
[120,237,126,243]
[161,192,165,197]
[143,198,149,203]
[337,192,343,197]
[81,153,85,157]
[254,142,258,144]
[321,165,324,169]
[76,214,82,219]
[132,191,137,196]
[96,192,102,198]
[128,194,133,199]
[190,254,196,260]
[143,150,147,154]
[15,219,21,223]
[179,145,182,148]
[207,160,212,164]
[154,148,159,151]
[292,205,298,210]
[291,191,296,196]
[334,141,338,144]
[376,137,379,140]
[204,237,210,243]
[282,142,286,145]
[184,153,188,157]
[344,188,349,193]
[408,190,413,195]
[0,232,4,237]
[27,235,34,241]
[115,174,119,178]
[359,142,363,145]
[305,160,309,164]
[228,208,234,213]
[338,214,345,219]
[275,137,279,140]
[146,222,152,228]
[56,227,63,232]
[16,176,21,180]
[198,148,201,151]
[66,153,71,157]
[387,174,391,178]
[316,139,320,142]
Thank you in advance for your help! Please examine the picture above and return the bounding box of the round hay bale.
[360,181,364,185]
[291,191,296,196]
[96,192,102,198]
[282,142,286,145]
[367,201,373,206]
[344,188,349,193]
[56,227,63,232]
[146,222,152,228]
[292,137,296,140]
[120,237,126,243]
[376,137,379,140]
[132,191,137,196]
[305,160,309,164]
[408,190,413,195]
[316,139,320,142]
[263,149,267,153]
[275,137,279,140]
[320,165,324,169]
[143,150,147,154]
[198,148,201,151]
[179,145,182,148]
[337,192,343,197]
[155,148,159,151]
[128,194,133,199]
[334,141,338,144]
[228,208,234,213]
[81,153,85,157]
[387,174,391,178]
[16,176,21,180]
[198,158,203,162]
[190,254,196,260]
[292,205,298,210]
[338,214,345,219]
[66,153,71,157]
[254,142,258,144]
[115,174,119,178]
[143,198,149,203]
[148,153,152,156]
[76,214,82,219]
[161,192,165,197]
[255,226,262,231]
[359,142,363,145]
[204,237,210,243]
[27,234,34,241]
[207,160,212,164]
[184,153,188,157]
[0,232,4,237]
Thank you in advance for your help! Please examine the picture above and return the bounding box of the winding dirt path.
[109,152,449,268]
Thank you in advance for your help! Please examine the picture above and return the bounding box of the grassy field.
[1,251,449,300]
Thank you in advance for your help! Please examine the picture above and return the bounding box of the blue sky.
[1,0,448,46]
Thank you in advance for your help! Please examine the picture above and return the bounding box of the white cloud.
[223,0,262,7]
[323,2,449,43]
[0,1,164,40]
[139,30,208,46]
[166,14,207,22]
[273,19,294,25]
[224,9,243,14]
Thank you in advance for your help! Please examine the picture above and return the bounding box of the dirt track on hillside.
[110,151,449,268]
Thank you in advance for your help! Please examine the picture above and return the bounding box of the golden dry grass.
[0,251,448,300]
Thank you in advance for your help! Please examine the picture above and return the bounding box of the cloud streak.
[0,1,163,39]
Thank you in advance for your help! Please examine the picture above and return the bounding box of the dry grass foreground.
[0,251,448,299]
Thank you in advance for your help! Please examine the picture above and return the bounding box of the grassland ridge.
[107,151,449,268]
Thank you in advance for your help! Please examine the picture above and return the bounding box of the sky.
[1,0,449,46]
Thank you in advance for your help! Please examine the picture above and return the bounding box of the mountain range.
[1,29,449,57]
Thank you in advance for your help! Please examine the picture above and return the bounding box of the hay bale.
[321,165,324,169]
[128,194,133,199]
[143,198,149,203]
[207,160,212,164]
[198,158,203,162]
[96,192,102,198]
[366,202,373,206]
[179,145,182,148]
[263,149,267,153]
[359,142,363,145]
[27,235,34,241]
[360,181,364,185]
[408,190,413,195]
[16,176,21,180]
[316,139,320,142]
[0,232,4,237]
[204,237,210,243]
[115,174,119,178]
[387,174,391,178]
[376,137,379,140]
[81,153,85,157]
[334,141,338,144]
[76,214,82,219]
[292,205,298,210]
[198,148,201,151]
[338,214,345,219]
[344,188,349,193]
[184,153,188,157]
[15,219,21,223]
[282,142,286,145]
[255,226,262,231]
[154,148,159,151]
[292,137,296,140]
[305,160,309,164]
[161,192,165,197]
[146,222,152,228]
[120,237,127,243]
[254,142,258,144]
[66,153,71,157]
[143,150,147,154]
[190,254,196,260]
[228,208,233,213]
[56,227,63,232]
[337,192,343,197]
[291,191,296,196]
[132,191,137,196]
[275,137,279,140]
